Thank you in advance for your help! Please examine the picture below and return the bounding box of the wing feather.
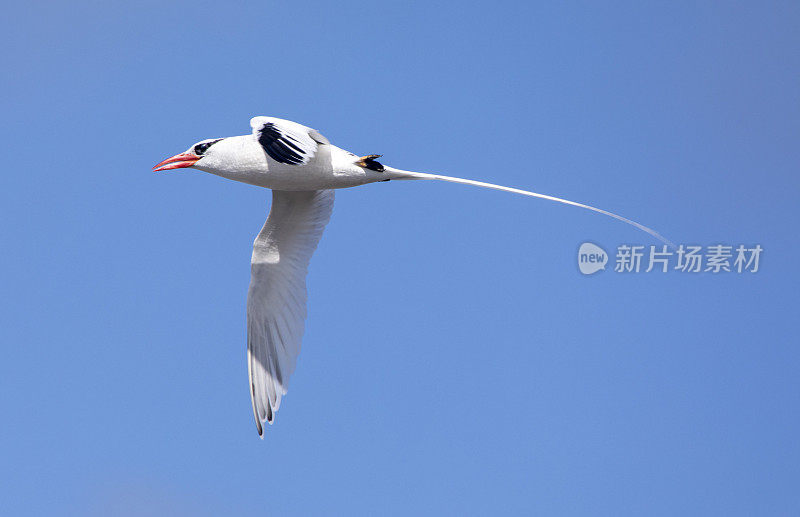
[250,116,329,166]
[247,189,335,436]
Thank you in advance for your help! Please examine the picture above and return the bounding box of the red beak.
[153,152,201,172]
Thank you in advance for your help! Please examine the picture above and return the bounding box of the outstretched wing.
[247,189,335,436]
[250,116,330,166]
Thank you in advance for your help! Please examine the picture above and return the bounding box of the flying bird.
[154,116,671,437]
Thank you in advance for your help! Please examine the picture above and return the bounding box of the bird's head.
[153,138,226,172]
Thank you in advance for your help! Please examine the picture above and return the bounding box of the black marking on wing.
[257,123,309,165]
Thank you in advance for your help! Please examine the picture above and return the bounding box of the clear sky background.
[2,1,798,515]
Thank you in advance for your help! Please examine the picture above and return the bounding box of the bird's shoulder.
[250,116,330,166]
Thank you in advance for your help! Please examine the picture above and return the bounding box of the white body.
[194,136,389,190]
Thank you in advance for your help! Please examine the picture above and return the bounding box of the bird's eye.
[193,139,222,156]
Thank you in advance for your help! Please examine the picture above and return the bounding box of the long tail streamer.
[385,167,674,247]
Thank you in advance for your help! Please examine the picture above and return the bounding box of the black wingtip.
[258,122,307,165]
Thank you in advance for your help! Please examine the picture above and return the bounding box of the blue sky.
[2,1,798,515]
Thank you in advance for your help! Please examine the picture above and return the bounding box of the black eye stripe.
[194,139,223,156]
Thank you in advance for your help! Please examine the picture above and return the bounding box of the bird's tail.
[382,166,674,247]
